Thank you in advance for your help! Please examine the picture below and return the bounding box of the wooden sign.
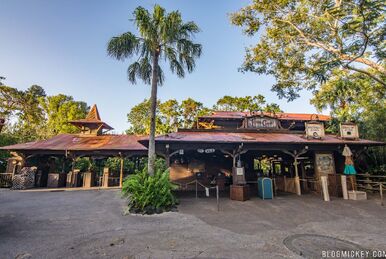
[245,116,279,129]
[305,122,325,139]
[315,153,335,175]
[340,123,359,139]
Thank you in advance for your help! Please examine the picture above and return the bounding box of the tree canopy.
[127,95,282,135]
[231,0,386,100]
[0,84,88,141]
[311,69,386,141]
[214,95,282,113]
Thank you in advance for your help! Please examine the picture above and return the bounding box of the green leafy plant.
[122,167,177,214]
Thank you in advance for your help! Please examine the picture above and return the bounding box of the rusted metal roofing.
[68,104,114,130]
[199,111,331,121]
[0,134,147,152]
[150,131,383,146]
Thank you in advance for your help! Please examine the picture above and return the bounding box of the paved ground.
[0,189,385,259]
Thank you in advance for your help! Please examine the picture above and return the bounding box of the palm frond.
[127,62,141,84]
[107,32,140,60]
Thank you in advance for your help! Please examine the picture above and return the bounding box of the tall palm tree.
[107,5,202,176]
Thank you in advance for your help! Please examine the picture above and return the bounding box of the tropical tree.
[107,5,202,175]
[159,99,181,133]
[127,99,162,135]
[311,69,386,141]
[180,98,205,128]
[214,95,282,113]
[231,0,386,101]
[0,85,46,141]
[0,84,88,141]
[40,94,89,138]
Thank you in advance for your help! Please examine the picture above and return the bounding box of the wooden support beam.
[281,147,308,196]
[119,153,124,188]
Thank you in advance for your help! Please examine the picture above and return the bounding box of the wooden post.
[341,175,348,200]
[294,157,301,196]
[195,180,198,199]
[380,183,384,206]
[321,175,330,201]
[119,156,124,188]
[216,185,219,212]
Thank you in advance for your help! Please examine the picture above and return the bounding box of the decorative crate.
[348,190,367,200]
[230,185,250,201]
[47,173,66,188]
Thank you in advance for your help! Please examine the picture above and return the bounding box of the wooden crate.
[348,191,367,200]
[230,185,249,201]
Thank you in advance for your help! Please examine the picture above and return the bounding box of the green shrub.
[122,167,177,214]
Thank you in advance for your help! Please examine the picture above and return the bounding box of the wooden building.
[140,111,384,196]
[0,105,147,189]
[1,108,384,196]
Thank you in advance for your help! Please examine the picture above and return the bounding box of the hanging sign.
[305,122,325,139]
[340,123,359,139]
[315,153,335,175]
[245,116,279,129]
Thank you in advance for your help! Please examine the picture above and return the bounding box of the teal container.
[258,177,273,199]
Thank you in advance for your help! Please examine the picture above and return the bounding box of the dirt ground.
[0,189,385,259]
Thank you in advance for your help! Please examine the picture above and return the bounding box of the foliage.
[127,98,210,135]
[231,0,386,100]
[122,167,177,214]
[180,98,205,128]
[40,94,88,137]
[0,85,46,141]
[74,157,93,172]
[214,95,282,113]
[126,99,161,135]
[311,70,386,141]
[104,157,136,173]
[107,4,202,176]
[311,69,386,174]
[127,95,281,134]
[0,84,88,142]
[107,5,202,86]
[0,133,18,172]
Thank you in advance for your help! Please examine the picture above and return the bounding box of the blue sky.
[0,0,319,132]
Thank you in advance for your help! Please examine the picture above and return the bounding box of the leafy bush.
[122,167,177,214]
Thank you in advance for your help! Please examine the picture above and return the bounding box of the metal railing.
[172,180,220,211]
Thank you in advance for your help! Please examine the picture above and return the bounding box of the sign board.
[315,153,335,175]
[245,116,279,129]
[340,123,359,139]
[305,122,325,139]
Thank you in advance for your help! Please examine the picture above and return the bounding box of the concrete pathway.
[0,189,385,258]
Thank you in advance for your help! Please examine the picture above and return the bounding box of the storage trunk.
[47,173,66,188]
[230,185,249,201]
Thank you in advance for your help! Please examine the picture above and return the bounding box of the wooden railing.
[0,173,13,188]
[356,173,385,206]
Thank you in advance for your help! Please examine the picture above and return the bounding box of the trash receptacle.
[258,177,273,199]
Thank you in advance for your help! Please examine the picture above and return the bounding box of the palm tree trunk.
[147,50,159,176]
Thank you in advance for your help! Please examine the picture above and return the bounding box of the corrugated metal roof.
[200,111,331,121]
[0,134,147,151]
[151,131,383,146]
